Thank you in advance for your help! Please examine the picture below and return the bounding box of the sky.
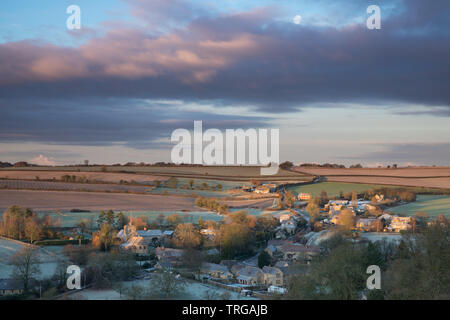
[0,0,449,167]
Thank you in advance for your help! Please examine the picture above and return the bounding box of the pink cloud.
[0,19,263,84]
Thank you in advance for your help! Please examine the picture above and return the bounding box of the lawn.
[287,182,391,197]
[387,195,450,217]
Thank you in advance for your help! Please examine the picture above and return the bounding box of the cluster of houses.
[117,223,174,254]
[273,212,301,238]
[199,239,319,291]
[242,183,278,194]
[312,196,412,232]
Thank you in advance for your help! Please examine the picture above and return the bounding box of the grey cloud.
[346,143,450,165]
[0,98,269,147]
[0,0,449,149]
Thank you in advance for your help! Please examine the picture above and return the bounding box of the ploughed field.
[0,178,262,198]
[0,190,197,211]
[0,179,155,193]
[292,167,450,189]
[0,165,312,181]
[0,189,273,212]
[0,170,167,184]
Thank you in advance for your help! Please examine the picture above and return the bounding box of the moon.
[293,15,302,25]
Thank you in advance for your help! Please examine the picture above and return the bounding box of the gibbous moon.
[293,15,302,24]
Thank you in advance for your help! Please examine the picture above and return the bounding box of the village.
[0,176,447,300]
[110,183,416,298]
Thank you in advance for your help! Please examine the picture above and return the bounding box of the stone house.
[262,266,284,286]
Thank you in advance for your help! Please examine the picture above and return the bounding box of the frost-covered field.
[0,238,63,280]
[66,279,257,300]
[361,232,403,243]
[388,195,450,217]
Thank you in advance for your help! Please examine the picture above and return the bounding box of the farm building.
[297,193,311,201]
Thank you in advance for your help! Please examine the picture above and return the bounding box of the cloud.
[0,0,448,114]
[0,0,449,160]
[0,97,270,148]
[345,143,450,166]
[29,154,57,166]
[393,107,450,117]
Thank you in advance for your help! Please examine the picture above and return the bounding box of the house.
[374,194,385,202]
[120,236,150,254]
[230,264,247,276]
[356,218,377,231]
[200,263,233,280]
[264,183,277,191]
[117,223,137,242]
[137,229,164,241]
[389,216,411,232]
[205,248,220,256]
[325,200,349,210]
[155,247,184,266]
[276,213,292,223]
[262,266,284,286]
[220,260,238,269]
[163,230,174,237]
[297,193,311,201]
[274,260,291,268]
[254,184,277,194]
[254,186,271,194]
[267,239,293,249]
[280,220,297,235]
[265,244,278,257]
[330,209,356,225]
[268,285,287,294]
[118,223,172,250]
[236,266,264,285]
[200,228,217,240]
[378,213,393,221]
[329,207,344,217]
[280,243,320,262]
[0,279,23,296]
[366,204,379,212]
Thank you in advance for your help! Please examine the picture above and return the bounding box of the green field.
[287,182,391,197]
[34,210,224,228]
[148,178,246,198]
[388,195,450,217]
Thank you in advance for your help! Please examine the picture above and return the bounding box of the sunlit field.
[387,195,450,217]
[286,182,392,197]
[33,210,223,229]
[0,166,311,181]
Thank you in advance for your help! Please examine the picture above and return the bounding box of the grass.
[286,182,391,197]
[34,210,224,228]
[387,195,450,217]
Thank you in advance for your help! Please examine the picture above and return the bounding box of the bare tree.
[124,284,147,300]
[10,246,41,291]
[150,272,185,299]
